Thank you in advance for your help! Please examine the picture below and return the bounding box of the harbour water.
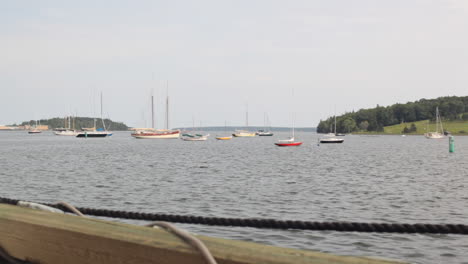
[1,131,467,264]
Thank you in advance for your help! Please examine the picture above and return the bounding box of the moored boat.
[319,115,344,144]
[28,129,42,134]
[54,116,78,136]
[232,130,256,137]
[256,130,274,136]
[76,93,112,138]
[55,129,78,136]
[181,134,209,141]
[319,137,344,143]
[132,129,180,139]
[275,137,303,147]
[424,107,444,139]
[76,129,113,138]
[215,136,232,140]
[28,120,42,134]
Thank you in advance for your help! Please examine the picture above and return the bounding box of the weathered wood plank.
[0,204,404,264]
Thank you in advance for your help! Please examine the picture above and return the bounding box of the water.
[1,131,468,264]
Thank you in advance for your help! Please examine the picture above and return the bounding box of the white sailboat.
[424,107,444,139]
[132,85,180,139]
[232,104,256,137]
[256,113,274,136]
[320,115,344,144]
[54,116,78,136]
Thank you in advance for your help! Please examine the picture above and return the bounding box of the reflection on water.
[1,131,468,264]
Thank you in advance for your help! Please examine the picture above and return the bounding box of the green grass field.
[383,120,468,135]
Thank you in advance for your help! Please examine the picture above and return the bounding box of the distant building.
[0,125,16,130]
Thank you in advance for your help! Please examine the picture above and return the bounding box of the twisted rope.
[1,197,467,235]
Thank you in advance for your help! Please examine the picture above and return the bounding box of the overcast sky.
[2,0,468,128]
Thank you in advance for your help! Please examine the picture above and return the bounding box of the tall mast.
[151,95,155,129]
[334,115,337,134]
[100,92,107,131]
[292,113,295,139]
[166,80,169,130]
[245,103,248,128]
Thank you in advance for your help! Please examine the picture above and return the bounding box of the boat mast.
[100,92,107,131]
[292,113,295,139]
[334,115,337,135]
[245,103,249,128]
[151,95,155,129]
[166,81,169,130]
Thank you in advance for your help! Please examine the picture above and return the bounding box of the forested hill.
[317,96,468,133]
[19,117,129,131]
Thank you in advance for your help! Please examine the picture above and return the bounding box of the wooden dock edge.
[0,204,405,264]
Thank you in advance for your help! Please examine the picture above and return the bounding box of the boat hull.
[132,131,180,139]
[232,133,256,137]
[424,132,444,139]
[275,142,303,147]
[76,132,112,138]
[216,136,232,140]
[257,132,274,136]
[182,137,208,141]
[320,139,344,143]
[54,130,78,136]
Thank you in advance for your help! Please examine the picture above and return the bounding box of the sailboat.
[256,113,274,136]
[275,114,302,147]
[232,104,256,137]
[319,115,344,143]
[181,118,210,141]
[216,121,232,140]
[132,87,180,139]
[76,93,113,138]
[424,106,444,139]
[54,116,78,136]
[28,120,42,134]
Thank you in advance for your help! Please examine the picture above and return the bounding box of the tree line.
[317,96,468,133]
[18,117,129,131]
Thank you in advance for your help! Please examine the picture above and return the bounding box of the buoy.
[449,136,454,153]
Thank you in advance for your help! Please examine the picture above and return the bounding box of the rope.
[1,197,468,235]
[146,222,218,264]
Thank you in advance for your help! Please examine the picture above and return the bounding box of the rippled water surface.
[1,131,468,264]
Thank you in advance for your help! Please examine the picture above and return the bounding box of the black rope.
[1,197,468,235]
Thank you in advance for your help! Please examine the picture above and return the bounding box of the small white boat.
[232,130,256,137]
[54,116,78,136]
[319,137,344,144]
[424,107,444,139]
[182,134,209,141]
[319,115,344,144]
[54,129,78,136]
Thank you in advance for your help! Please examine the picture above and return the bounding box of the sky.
[1,0,468,128]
